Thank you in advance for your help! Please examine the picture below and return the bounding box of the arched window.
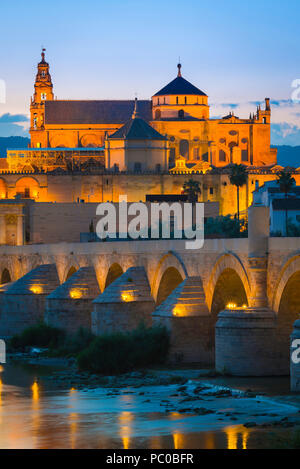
[1,268,11,284]
[179,139,189,158]
[15,177,40,199]
[219,150,226,162]
[184,96,187,104]
[229,142,237,161]
[169,148,176,167]
[176,97,179,104]
[242,150,248,162]
[178,109,184,119]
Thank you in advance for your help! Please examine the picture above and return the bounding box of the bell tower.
[30,49,54,147]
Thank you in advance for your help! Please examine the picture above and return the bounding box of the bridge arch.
[1,268,11,284]
[272,254,300,313]
[65,265,78,282]
[207,253,250,313]
[105,263,124,289]
[272,254,300,365]
[151,252,187,305]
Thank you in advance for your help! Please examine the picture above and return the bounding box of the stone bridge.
[0,205,299,380]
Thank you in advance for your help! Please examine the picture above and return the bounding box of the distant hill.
[273,145,300,168]
[0,136,30,157]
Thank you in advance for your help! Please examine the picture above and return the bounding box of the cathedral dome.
[108,99,166,140]
[153,64,207,97]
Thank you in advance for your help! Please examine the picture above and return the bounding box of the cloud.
[0,113,30,137]
[218,103,239,109]
[0,113,29,123]
[271,122,300,146]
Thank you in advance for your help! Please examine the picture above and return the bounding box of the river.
[0,362,298,449]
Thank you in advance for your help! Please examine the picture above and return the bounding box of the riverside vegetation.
[9,322,170,375]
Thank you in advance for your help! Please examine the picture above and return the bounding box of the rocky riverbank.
[7,350,300,435]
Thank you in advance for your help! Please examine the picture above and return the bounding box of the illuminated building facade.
[27,51,276,170]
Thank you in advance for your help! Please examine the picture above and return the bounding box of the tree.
[276,170,296,236]
[229,164,248,226]
[182,179,201,203]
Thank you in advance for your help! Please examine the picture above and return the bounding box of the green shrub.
[51,327,95,357]
[77,324,170,375]
[10,322,65,350]
[205,215,247,238]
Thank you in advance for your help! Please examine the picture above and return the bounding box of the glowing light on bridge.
[121,292,134,302]
[172,306,187,317]
[226,303,237,310]
[70,289,82,299]
[30,285,43,295]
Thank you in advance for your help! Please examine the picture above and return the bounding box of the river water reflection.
[0,363,291,449]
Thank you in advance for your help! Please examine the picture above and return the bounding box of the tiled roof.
[154,76,207,97]
[45,100,152,125]
[108,117,166,140]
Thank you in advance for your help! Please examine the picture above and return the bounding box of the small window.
[41,92,47,100]
[263,117,267,124]
[157,98,160,105]
[178,109,184,119]
[209,187,214,195]
[176,97,179,104]
[184,96,187,104]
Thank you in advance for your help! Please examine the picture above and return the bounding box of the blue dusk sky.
[0,0,300,145]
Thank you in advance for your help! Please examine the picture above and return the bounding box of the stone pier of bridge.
[0,205,298,387]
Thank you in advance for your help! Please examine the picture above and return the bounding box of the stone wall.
[1,172,299,217]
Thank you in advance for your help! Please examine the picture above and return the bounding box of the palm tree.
[229,164,248,226]
[276,170,296,236]
[182,179,201,203]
